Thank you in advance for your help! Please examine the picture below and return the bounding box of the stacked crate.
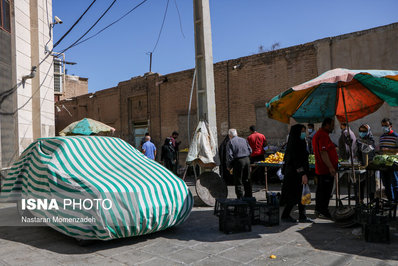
[356,199,395,243]
[215,199,251,234]
[214,197,280,234]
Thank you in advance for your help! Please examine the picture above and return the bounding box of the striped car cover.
[0,136,193,240]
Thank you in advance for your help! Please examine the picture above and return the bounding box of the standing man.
[247,125,267,184]
[226,129,253,199]
[379,118,398,203]
[307,123,316,154]
[170,131,181,150]
[142,135,156,160]
[312,118,338,219]
[140,133,151,148]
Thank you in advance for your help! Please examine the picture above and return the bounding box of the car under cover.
[0,136,193,240]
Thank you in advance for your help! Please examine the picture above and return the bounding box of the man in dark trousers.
[312,118,338,219]
[226,128,253,199]
[379,118,398,203]
[247,125,267,184]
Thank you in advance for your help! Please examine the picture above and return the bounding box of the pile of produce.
[262,152,284,164]
[308,154,343,164]
[308,154,315,165]
[301,192,311,205]
[372,154,398,166]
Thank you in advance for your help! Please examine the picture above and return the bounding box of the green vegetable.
[308,154,315,165]
[372,155,398,166]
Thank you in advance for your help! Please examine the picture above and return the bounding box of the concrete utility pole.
[193,0,218,146]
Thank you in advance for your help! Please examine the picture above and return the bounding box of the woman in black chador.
[161,137,176,171]
[280,124,313,223]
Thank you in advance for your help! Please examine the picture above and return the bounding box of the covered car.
[0,136,193,240]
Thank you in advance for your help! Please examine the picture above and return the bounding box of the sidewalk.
[0,183,396,265]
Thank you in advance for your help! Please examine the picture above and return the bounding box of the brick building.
[54,74,88,102]
[55,23,398,160]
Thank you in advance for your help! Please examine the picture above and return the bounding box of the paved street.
[0,182,397,265]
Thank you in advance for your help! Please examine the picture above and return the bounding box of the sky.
[52,0,398,93]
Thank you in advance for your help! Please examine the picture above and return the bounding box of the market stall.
[265,68,398,241]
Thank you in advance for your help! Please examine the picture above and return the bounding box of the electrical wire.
[174,0,185,38]
[0,0,96,111]
[53,0,97,48]
[66,0,148,49]
[40,0,97,67]
[151,0,170,53]
[0,61,54,116]
[0,83,20,107]
[58,0,117,55]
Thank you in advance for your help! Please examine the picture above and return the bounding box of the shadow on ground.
[297,219,398,261]
[0,207,296,255]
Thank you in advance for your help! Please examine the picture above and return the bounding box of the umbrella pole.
[341,87,358,204]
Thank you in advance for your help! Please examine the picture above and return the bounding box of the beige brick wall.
[55,23,398,155]
[60,75,88,100]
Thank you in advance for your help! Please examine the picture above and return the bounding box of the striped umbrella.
[0,136,193,240]
[266,68,398,124]
[59,118,115,136]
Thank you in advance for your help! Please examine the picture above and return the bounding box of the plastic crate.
[268,205,280,226]
[356,200,396,225]
[251,201,279,226]
[214,198,242,217]
[242,197,257,206]
[381,201,397,221]
[217,200,251,234]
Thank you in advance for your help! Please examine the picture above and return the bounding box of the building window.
[0,0,11,33]
[54,58,63,93]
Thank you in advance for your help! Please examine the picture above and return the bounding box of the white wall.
[14,0,54,154]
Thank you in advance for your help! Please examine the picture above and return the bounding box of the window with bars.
[53,59,63,93]
[0,0,11,33]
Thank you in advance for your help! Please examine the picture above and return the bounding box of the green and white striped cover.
[0,136,193,240]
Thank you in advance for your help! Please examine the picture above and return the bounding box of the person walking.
[312,118,338,219]
[247,125,267,184]
[226,129,252,199]
[280,124,313,223]
[161,138,176,172]
[142,135,156,160]
[379,118,398,203]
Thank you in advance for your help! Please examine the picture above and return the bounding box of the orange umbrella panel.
[336,80,384,123]
[266,87,315,123]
